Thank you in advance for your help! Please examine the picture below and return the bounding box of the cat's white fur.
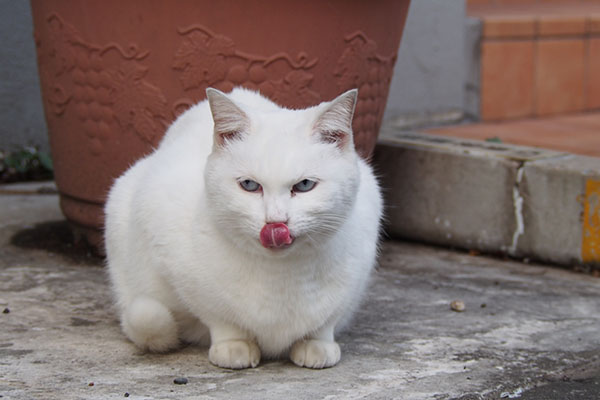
[104,87,382,369]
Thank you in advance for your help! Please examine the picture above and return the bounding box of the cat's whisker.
[303,233,319,248]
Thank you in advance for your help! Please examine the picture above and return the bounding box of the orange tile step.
[426,112,600,158]
[467,1,600,122]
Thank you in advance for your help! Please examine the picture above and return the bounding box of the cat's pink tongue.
[260,223,293,249]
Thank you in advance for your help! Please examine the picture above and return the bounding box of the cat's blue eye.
[292,179,317,193]
[239,179,261,192]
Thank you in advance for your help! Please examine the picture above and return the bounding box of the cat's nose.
[263,197,288,224]
[265,220,288,225]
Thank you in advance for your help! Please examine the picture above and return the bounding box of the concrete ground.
[1,182,600,400]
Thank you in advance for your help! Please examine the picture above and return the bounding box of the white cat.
[104,87,382,369]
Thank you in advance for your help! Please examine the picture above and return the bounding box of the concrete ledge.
[373,129,600,267]
[520,156,600,265]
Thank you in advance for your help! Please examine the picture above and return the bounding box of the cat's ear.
[313,89,358,150]
[206,88,250,148]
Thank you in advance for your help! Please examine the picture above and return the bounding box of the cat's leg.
[121,296,179,352]
[207,322,260,369]
[177,313,210,346]
[290,322,341,369]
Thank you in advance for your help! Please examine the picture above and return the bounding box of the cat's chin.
[262,242,293,252]
[250,238,304,259]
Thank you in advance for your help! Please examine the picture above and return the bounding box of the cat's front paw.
[290,339,341,369]
[208,339,261,369]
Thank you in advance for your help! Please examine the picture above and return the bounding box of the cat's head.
[203,87,361,257]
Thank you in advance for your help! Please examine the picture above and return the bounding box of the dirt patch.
[10,220,103,266]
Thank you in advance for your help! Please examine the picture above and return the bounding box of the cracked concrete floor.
[1,183,600,399]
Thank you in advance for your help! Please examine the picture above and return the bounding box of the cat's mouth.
[260,223,294,250]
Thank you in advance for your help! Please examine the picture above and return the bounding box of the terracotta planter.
[31,0,410,252]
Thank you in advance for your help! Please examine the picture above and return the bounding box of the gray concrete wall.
[0,0,467,153]
[384,0,467,126]
[0,0,48,152]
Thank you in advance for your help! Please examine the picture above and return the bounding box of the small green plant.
[485,137,503,144]
[0,147,54,183]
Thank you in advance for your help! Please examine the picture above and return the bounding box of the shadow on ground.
[10,220,103,266]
